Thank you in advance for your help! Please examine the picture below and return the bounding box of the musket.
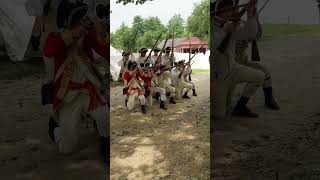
[178,43,206,79]
[170,29,175,66]
[144,32,163,63]
[124,30,139,66]
[217,1,256,54]
[251,16,262,61]
[211,1,256,16]
[188,40,192,81]
[154,33,169,66]
[128,30,139,53]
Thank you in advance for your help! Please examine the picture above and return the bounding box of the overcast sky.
[238,0,319,24]
[110,0,200,32]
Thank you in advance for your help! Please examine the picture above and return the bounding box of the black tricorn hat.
[153,47,161,52]
[122,52,129,57]
[177,60,185,65]
[128,61,138,71]
[139,48,148,53]
[144,63,153,68]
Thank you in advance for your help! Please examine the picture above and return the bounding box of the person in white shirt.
[183,63,197,96]
[162,47,176,69]
[151,47,161,65]
[136,48,151,66]
[156,65,177,104]
[171,60,194,99]
[212,0,264,120]
[118,51,135,80]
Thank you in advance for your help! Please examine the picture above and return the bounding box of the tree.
[167,14,185,38]
[186,0,210,43]
[116,0,153,5]
[110,23,133,51]
[144,17,166,33]
[131,15,145,36]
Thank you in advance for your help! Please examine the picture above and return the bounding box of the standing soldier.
[151,47,161,65]
[119,51,135,80]
[235,40,279,110]
[162,47,176,69]
[212,0,264,120]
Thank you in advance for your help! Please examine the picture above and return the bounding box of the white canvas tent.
[0,0,36,61]
[109,46,122,81]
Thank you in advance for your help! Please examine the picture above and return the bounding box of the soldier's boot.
[141,105,147,114]
[154,92,160,100]
[48,117,59,143]
[263,87,280,110]
[182,92,191,99]
[169,97,177,104]
[100,136,109,164]
[160,101,167,110]
[232,96,259,118]
[192,89,198,96]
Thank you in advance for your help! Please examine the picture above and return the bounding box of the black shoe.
[154,92,160,100]
[141,105,147,114]
[192,89,198,96]
[182,92,191,99]
[263,87,280,110]
[48,117,59,142]
[160,101,167,110]
[100,136,109,164]
[232,97,258,118]
[169,97,176,104]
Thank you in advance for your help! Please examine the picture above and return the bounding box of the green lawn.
[192,69,210,73]
[261,24,320,40]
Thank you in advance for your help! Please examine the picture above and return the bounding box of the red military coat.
[43,31,109,111]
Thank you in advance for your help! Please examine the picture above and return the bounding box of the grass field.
[262,24,320,40]
[192,69,210,73]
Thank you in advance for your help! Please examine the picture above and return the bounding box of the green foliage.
[186,0,210,43]
[111,0,210,52]
[262,24,320,39]
[167,14,185,38]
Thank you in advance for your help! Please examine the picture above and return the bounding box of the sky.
[240,0,319,24]
[110,0,200,32]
